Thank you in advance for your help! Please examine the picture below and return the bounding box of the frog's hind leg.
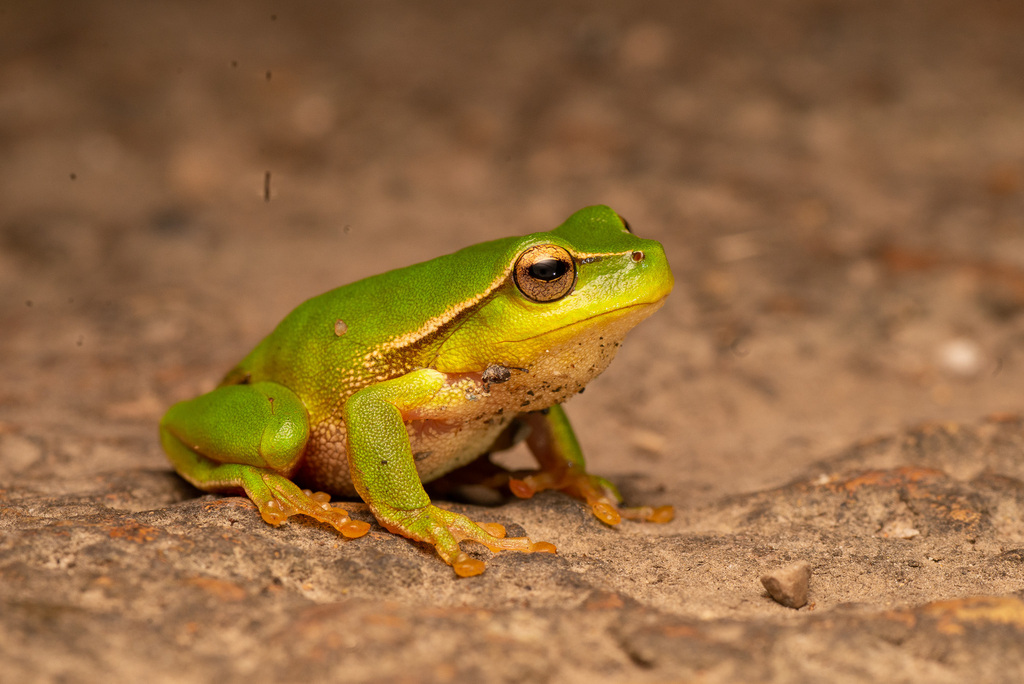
[510,405,674,525]
[159,381,370,539]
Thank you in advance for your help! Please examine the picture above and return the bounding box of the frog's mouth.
[432,290,670,375]
[503,294,669,345]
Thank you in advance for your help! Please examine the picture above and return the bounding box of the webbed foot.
[372,502,556,577]
[241,468,371,538]
[510,466,674,526]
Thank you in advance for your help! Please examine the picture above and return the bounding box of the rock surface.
[3,2,1024,682]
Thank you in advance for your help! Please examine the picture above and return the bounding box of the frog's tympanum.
[160,206,673,576]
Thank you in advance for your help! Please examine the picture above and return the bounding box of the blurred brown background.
[3,2,1024,682]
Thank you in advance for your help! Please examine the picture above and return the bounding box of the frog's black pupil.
[529,258,569,281]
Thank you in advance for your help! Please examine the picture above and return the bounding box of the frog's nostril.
[631,251,645,262]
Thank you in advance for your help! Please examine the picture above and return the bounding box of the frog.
[160,205,674,577]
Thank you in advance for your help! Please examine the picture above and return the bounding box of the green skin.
[160,205,674,576]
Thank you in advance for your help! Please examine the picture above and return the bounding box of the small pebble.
[937,337,982,377]
[761,560,811,609]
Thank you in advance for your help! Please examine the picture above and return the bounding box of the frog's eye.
[514,244,577,303]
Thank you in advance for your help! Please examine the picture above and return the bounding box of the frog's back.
[227,235,520,420]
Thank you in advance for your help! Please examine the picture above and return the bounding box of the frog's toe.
[375,504,556,576]
[451,553,487,578]
[510,469,673,526]
[617,504,675,523]
[243,470,370,538]
[510,468,619,521]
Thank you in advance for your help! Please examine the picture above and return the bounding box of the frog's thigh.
[160,381,310,482]
[160,382,371,538]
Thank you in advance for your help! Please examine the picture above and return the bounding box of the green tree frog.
[160,205,673,576]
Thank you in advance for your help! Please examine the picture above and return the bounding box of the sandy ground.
[3,1,1024,682]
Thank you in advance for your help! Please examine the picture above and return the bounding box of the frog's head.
[431,205,673,378]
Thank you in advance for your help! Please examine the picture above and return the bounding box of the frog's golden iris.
[513,244,576,302]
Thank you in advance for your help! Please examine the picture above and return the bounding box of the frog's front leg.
[344,368,555,577]
[509,405,674,525]
[159,382,370,538]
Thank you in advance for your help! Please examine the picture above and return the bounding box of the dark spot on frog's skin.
[553,386,563,393]
[380,459,388,466]
[481,364,528,392]
[496,408,504,415]
[540,408,550,415]
[578,387,586,395]
[413,451,431,462]
[520,400,531,407]
[526,390,535,396]
[482,365,511,385]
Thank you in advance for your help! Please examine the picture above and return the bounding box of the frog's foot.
[372,503,556,577]
[509,466,674,526]
[241,468,371,539]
